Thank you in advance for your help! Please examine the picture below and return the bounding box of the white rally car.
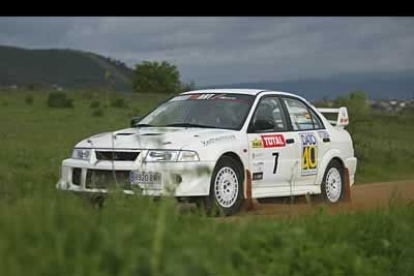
[56,89,357,215]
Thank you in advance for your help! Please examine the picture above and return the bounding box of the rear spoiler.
[316,107,349,128]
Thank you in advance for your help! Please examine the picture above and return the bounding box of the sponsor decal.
[252,172,263,181]
[171,93,249,103]
[300,132,318,176]
[252,161,264,173]
[251,135,286,149]
[252,152,265,159]
[252,162,264,181]
[261,134,286,148]
[201,134,236,147]
[191,93,215,100]
[170,95,192,101]
[252,138,263,148]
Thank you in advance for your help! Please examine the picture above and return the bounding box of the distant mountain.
[0,45,133,91]
[199,71,414,100]
[2,44,413,99]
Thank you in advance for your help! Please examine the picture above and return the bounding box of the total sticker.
[261,134,286,148]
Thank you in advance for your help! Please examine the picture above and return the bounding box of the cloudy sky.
[0,17,413,85]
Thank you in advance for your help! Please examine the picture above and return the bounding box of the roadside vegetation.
[0,190,413,276]
[0,88,413,275]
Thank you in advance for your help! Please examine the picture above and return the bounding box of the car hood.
[75,127,237,150]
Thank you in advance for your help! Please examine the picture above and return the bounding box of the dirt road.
[237,181,414,217]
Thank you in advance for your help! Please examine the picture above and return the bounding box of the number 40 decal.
[272,152,279,174]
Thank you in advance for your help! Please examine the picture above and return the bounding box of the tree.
[334,90,370,124]
[347,90,370,119]
[132,61,182,93]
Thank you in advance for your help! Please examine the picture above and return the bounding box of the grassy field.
[1,90,414,275]
[1,190,414,276]
[346,112,414,183]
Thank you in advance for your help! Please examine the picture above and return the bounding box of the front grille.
[85,169,131,190]
[95,151,139,161]
[72,168,82,186]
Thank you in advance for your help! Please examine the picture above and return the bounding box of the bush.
[92,108,104,117]
[47,92,74,108]
[81,89,101,100]
[110,98,128,108]
[90,100,101,109]
[25,95,34,105]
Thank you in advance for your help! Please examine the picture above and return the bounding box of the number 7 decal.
[272,152,279,174]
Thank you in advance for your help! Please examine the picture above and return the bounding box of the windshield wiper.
[133,123,156,128]
[164,123,218,129]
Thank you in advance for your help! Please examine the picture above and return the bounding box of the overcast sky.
[0,17,413,85]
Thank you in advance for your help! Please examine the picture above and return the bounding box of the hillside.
[0,45,133,91]
[199,71,414,100]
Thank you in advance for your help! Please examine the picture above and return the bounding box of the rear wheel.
[321,160,344,203]
[197,156,244,216]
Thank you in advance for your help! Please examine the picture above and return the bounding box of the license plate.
[129,171,162,188]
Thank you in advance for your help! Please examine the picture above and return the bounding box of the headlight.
[145,150,199,162]
[72,148,91,160]
[178,151,200,162]
[145,150,179,162]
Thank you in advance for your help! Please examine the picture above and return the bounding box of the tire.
[321,160,344,204]
[197,156,244,216]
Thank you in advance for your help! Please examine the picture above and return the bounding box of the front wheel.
[198,156,244,216]
[321,160,344,203]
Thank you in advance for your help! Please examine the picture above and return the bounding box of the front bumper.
[56,158,215,197]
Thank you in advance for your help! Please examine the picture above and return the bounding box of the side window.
[309,108,324,129]
[282,97,324,130]
[250,97,287,132]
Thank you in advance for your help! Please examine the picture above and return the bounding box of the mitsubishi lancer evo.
[56,89,357,216]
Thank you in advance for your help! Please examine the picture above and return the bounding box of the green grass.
[0,190,413,276]
[1,90,414,275]
[348,113,414,183]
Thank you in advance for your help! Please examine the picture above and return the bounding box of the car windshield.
[138,93,255,130]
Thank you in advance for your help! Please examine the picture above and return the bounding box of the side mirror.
[251,119,275,132]
[130,116,141,127]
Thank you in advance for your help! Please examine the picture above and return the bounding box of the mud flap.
[343,167,352,202]
[243,169,258,211]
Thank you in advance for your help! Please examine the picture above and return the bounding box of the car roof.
[180,88,306,100]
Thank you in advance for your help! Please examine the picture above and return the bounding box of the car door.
[247,96,301,188]
[281,96,327,186]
